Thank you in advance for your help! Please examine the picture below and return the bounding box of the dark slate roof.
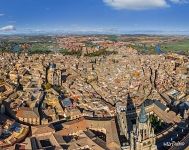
[61,98,72,107]
[84,130,95,139]
[54,134,67,144]
[154,100,167,111]
[143,99,167,111]
[62,136,73,143]
[30,137,39,150]
[143,99,154,106]
[179,102,189,109]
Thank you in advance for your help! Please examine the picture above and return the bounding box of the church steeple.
[139,103,148,123]
[127,93,132,102]
[128,101,157,150]
[126,93,135,112]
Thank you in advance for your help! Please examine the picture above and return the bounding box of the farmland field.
[161,39,189,54]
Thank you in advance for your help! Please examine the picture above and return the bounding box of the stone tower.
[186,65,189,95]
[130,104,157,150]
[47,63,62,86]
[47,63,56,85]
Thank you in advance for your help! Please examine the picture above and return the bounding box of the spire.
[126,93,135,112]
[127,93,132,102]
[139,103,148,123]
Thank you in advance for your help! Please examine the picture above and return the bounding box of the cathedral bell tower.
[130,104,157,150]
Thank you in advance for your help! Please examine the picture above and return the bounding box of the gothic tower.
[47,63,62,86]
[186,65,189,95]
[47,63,56,85]
[130,104,157,150]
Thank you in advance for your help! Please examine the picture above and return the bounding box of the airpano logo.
[163,141,185,147]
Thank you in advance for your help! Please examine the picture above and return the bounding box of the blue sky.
[0,0,189,34]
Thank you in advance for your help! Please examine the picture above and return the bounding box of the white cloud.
[0,13,5,16]
[103,0,169,10]
[169,0,188,3]
[0,25,16,32]
[103,0,189,10]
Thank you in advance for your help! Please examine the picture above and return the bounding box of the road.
[157,120,189,150]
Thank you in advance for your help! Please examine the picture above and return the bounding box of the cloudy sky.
[0,0,189,34]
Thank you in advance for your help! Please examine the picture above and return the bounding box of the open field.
[1,35,189,55]
[161,39,189,53]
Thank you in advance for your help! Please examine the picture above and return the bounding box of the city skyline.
[0,0,189,35]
